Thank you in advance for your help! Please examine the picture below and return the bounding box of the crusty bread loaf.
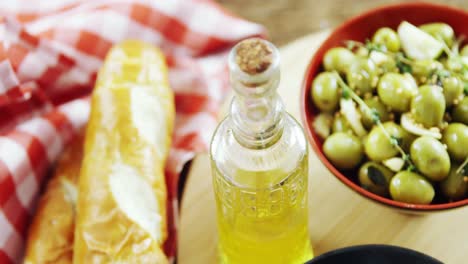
[24,132,84,264]
[73,41,174,263]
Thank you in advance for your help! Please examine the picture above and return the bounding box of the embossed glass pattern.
[210,39,313,264]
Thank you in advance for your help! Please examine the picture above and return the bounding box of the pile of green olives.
[312,22,468,205]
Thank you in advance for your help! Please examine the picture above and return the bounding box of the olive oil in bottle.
[210,38,313,264]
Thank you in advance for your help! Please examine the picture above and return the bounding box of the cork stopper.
[228,38,280,97]
[235,38,273,75]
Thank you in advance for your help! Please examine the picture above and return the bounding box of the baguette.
[73,41,174,263]
[24,132,84,264]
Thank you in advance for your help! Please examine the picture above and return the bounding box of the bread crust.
[73,41,174,264]
[24,132,84,264]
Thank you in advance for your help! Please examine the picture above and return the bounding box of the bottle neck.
[231,92,284,149]
[227,38,284,149]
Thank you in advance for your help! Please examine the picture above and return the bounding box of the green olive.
[461,45,468,57]
[440,164,467,201]
[410,136,451,181]
[369,51,398,75]
[323,132,363,170]
[323,47,355,74]
[355,47,369,57]
[464,65,468,78]
[311,72,340,112]
[442,76,464,107]
[442,123,468,162]
[360,97,390,129]
[411,85,445,128]
[346,58,378,95]
[389,171,435,204]
[420,23,454,47]
[452,96,468,125]
[445,57,464,73]
[361,133,369,149]
[364,122,405,161]
[379,57,398,75]
[377,73,418,112]
[358,162,394,196]
[372,27,401,52]
[411,59,443,83]
[463,71,468,84]
[332,113,353,134]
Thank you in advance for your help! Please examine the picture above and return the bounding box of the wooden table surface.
[177,31,468,264]
[218,0,468,46]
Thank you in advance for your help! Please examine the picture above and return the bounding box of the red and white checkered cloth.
[0,1,265,263]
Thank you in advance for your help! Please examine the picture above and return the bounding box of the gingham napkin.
[0,1,265,263]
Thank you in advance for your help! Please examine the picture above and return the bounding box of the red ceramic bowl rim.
[300,2,468,211]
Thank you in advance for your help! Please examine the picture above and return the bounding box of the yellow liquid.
[213,157,313,264]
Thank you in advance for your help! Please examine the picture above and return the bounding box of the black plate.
[305,244,443,264]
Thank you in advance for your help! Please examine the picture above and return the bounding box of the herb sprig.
[343,36,468,176]
[333,71,415,171]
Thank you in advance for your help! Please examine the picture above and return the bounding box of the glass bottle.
[210,38,313,264]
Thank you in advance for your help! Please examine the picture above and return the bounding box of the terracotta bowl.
[301,2,468,212]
